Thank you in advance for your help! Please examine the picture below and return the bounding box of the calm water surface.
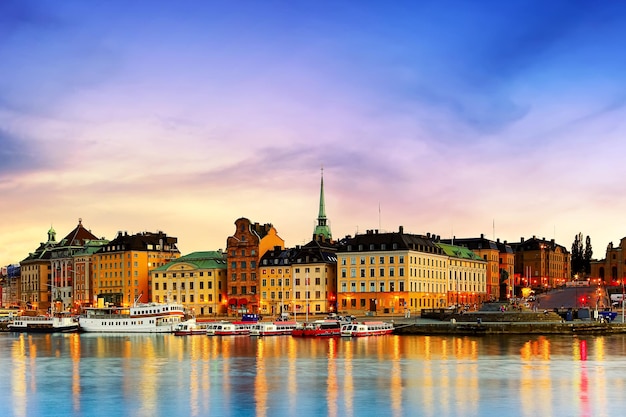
[1,332,626,417]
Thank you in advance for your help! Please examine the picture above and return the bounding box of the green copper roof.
[436,242,484,261]
[152,251,227,271]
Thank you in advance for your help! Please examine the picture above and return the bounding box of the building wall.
[447,257,487,307]
[151,263,227,316]
[259,264,291,316]
[226,218,285,314]
[292,263,335,315]
[19,261,52,311]
[337,249,450,315]
[590,238,626,284]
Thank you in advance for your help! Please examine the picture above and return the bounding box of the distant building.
[1,264,21,307]
[509,236,570,290]
[590,238,626,284]
[151,251,228,316]
[226,218,284,314]
[92,231,180,306]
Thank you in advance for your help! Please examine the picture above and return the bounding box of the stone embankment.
[392,310,626,335]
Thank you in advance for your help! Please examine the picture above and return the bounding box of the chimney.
[399,226,404,234]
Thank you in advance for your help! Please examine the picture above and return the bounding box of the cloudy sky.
[2,0,626,266]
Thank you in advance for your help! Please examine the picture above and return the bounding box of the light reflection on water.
[2,333,626,416]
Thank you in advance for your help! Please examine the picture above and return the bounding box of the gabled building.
[49,219,101,311]
[509,236,570,290]
[92,231,180,306]
[20,220,102,312]
[226,218,284,314]
[151,251,228,316]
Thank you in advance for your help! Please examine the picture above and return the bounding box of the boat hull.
[8,324,79,333]
[8,316,79,333]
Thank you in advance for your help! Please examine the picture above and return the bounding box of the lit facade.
[510,236,571,289]
[336,227,450,316]
[226,218,284,314]
[92,231,180,306]
[151,251,227,316]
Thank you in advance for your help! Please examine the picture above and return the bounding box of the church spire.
[313,166,332,241]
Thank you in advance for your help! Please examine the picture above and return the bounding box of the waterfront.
[2,333,626,417]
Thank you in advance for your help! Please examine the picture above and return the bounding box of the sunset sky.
[2,1,626,267]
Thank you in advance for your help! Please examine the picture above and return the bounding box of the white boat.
[249,321,298,336]
[78,302,185,333]
[340,321,394,337]
[212,321,253,336]
[173,319,208,336]
[8,312,78,333]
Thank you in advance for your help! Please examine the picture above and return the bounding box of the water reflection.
[3,334,626,416]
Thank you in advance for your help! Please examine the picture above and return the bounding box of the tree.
[571,233,584,277]
[583,235,593,275]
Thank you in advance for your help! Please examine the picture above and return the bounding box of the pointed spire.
[313,166,332,241]
[318,166,327,220]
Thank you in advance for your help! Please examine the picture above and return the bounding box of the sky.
[2,0,626,267]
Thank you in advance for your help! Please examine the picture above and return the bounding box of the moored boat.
[340,321,394,337]
[249,321,298,336]
[213,321,253,336]
[78,302,185,333]
[8,312,79,333]
[173,319,207,336]
[292,319,343,337]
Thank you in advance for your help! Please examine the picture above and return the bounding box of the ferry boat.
[292,319,342,337]
[340,321,394,337]
[8,312,79,333]
[173,319,207,336]
[249,321,298,336]
[212,321,253,336]
[78,302,185,333]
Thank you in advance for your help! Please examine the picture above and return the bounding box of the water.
[1,332,626,417]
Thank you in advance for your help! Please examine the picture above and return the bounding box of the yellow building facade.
[92,231,180,306]
[151,251,228,316]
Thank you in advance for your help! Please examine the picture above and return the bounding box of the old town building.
[509,236,570,290]
[336,227,452,316]
[91,231,180,306]
[226,218,284,314]
[20,219,101,312]
[436,241,488,307]
[151,251,228,316]
[590,237,626,285]
[441,234,513,301]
